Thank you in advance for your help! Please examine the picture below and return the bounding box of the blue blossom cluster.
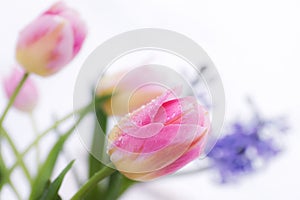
[208,106,288,182]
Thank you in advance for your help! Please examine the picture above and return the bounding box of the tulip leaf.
[39,161,74,200]
[85,107,108,199]
[89,107,107,177]
[29,124,77,200]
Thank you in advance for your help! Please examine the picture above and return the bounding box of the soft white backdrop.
[0,0,299,199]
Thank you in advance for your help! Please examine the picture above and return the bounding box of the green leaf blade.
[39,160,75,200]
[29,124,76,200]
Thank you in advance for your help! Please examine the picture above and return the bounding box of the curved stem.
[0,73,32,183]
[8,180,22,200]
[7,107,86,174]
[0,73,29,126]
[0,150,8,189]
[0,127,32,183]
[0,153,22,200]
[71,167,115,200]
[6,102,93,179]
[29,112,40,167]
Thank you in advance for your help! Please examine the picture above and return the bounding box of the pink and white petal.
[110,123,178,153]
[58,11,87,56]
[46,19,74,73]
[122,143,203,181]
[43,2,87,56]
[122,123,164,138]
[16,15,74,76]
[153,98,181,124]
[17,15,65,47]
[153,96,205,126]
[115,90,176,133]
[109,124,206,173]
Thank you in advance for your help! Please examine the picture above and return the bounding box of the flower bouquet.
[0,2,288,200]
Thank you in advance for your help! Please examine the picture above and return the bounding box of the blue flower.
[207,105,288,182]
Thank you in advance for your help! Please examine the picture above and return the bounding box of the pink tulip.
[16,2,87,76]
[107,90,210,181]
[3,68,39,112]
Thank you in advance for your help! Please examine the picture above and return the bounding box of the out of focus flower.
[108,90,210,181]
[96,71,166,116]
[208,108,288,182]
[3,68,39,112]
[16,2,87,76]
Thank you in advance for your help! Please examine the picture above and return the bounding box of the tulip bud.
[96,71,166,116]
[3,68,39,112]
[16,2,87,76]
[107,90,210,181]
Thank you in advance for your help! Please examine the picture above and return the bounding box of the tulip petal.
[44,2,87,57]
[112,90,174,136]
[16,15,74,76]
[109,124,207,173]
[121,143,203,181]
[107,90,211,180]
[123,123,164,138]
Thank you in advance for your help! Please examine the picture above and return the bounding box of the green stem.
[0,145,22,199]
[0,72,29,126]
[0,73,31,183]
[5,94,106,175]
[8,180,22,200]
[8,104,90,175]
[71,167,115,200]
[0,127,32,183]
[0,150,8,189]
[29,112,40,167]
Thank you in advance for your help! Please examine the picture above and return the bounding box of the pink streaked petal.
[18,15,64,47]
[178,97,210,127]
[16,15,74,75]
[122,123,164,138]
[154,96,203,126]
[117,90,177,132]
[59,11,87,56]
[119,128,209,181]
[109,124,205,173]
[129,91,173,126]
[46,19,74,72]
[112,124,179,153]
[152,138,207,179]
[44,1,87,56]
[153,99,181,124]
[123,144,202,181]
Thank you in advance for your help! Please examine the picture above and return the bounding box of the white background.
[0,0,299,199]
